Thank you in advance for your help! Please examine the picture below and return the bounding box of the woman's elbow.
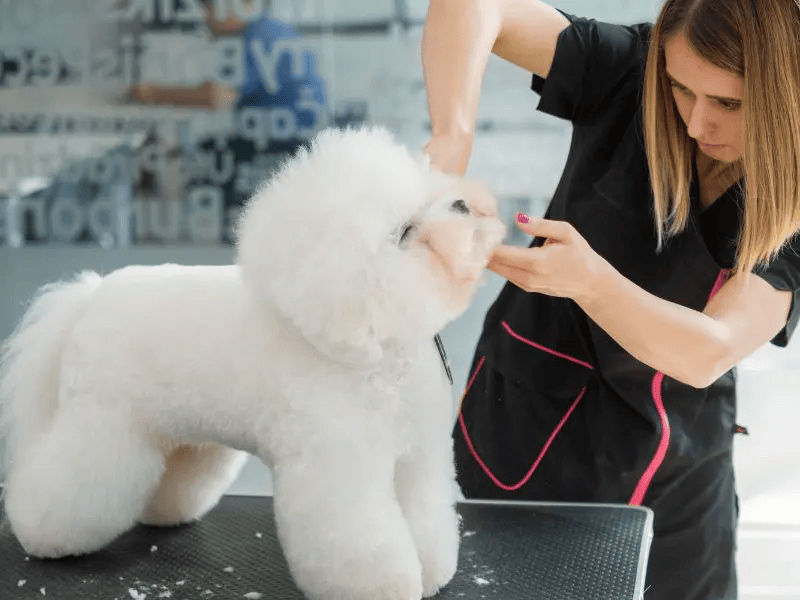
[672,366,724,390]
[679,338,735,389]
[682,367,725,390]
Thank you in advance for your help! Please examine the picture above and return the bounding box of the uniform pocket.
[490,319,595,401]
[456,321,596,493]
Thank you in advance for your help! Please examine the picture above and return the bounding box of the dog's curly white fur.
[0,127,505,600]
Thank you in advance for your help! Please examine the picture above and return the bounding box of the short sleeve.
[754,236,800,346]
[530,13,652,123]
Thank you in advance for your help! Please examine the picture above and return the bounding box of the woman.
[422,0,800,598]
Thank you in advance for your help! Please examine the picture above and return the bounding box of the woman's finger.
[490,245,550,275]
[488,259,544,293]
[515,213,572,242]
[490,244,546,271]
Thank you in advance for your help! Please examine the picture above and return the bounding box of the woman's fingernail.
[516,213,530,224]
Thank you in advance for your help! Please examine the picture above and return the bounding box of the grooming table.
[1,496,652,600]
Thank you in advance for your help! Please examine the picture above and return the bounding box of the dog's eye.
[398,223,417,247]
[450,199,469,214]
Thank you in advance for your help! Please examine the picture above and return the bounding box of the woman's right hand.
[421,1,568,176]
[423,130,474,176]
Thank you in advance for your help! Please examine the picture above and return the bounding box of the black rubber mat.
[1,495,652,600]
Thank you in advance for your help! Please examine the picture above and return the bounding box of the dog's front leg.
[394,440,461,598]
[271,441,423,600]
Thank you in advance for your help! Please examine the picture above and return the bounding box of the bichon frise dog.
[0,126,505,600]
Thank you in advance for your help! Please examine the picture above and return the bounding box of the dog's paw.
[343,578,423,600]
[420,539,459,598]
[408,510,460,597]
[292,541,425,600]
[299,570,424,600]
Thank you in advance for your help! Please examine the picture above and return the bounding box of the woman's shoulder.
[560,13,653,51]
[531,13,653,124]
[556,12,653,66]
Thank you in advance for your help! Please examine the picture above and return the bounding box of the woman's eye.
[719,100,742,112]
[670,82,690,95]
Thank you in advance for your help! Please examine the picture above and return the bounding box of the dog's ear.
[304,295,384,366]
[239,275,386,367]
[236,189,386,367]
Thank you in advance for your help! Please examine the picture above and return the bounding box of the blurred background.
[0,1,798,597]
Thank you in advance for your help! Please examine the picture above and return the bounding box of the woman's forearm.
[494,217,791,388]
[422,0,502,139]
[577,262,730,388]
[422,1,568,174]
[422,0,569,136]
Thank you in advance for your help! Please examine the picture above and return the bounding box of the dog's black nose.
[451,199,469,214]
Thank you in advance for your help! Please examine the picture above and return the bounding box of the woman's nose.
[686,101,712,140]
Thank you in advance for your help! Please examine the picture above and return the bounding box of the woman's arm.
[421,0,569,174]
[492,215,792,388]
[580,266,791,388]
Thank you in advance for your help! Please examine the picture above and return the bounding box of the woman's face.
[664,32,745,163]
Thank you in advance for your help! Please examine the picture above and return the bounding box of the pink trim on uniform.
[459,357,589,491]
[463,355,486,399]
[628,371,670,506]
[458,324,595,492]
[707,269,730,302]
[501,321,595,370]
[628,268,730,506]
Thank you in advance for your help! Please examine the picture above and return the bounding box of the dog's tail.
[0,271,103,477]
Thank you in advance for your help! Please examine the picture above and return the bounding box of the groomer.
[422,1,800,598]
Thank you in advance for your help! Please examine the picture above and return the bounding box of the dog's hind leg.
[139,443,248,526]
[3,409,165,559]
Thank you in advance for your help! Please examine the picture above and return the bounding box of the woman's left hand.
[488,213,610,304]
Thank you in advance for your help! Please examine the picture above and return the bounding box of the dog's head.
[236,127,506,365]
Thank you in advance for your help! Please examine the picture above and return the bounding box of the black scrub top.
[458,12,800,498]
[530,14,800,340]
[454,14,800,598]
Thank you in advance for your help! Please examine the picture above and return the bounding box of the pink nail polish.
[516,213,530,224]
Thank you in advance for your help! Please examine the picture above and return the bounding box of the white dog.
[0,127,505,600]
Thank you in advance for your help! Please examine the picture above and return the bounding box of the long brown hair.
[644,0,800,275]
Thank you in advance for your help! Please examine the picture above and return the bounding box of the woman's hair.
[643,0,800,275]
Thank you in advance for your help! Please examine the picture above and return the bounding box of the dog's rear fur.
[1,271,102,476]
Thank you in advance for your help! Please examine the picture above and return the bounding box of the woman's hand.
[488,213,611,304]
[422,130,474,176]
